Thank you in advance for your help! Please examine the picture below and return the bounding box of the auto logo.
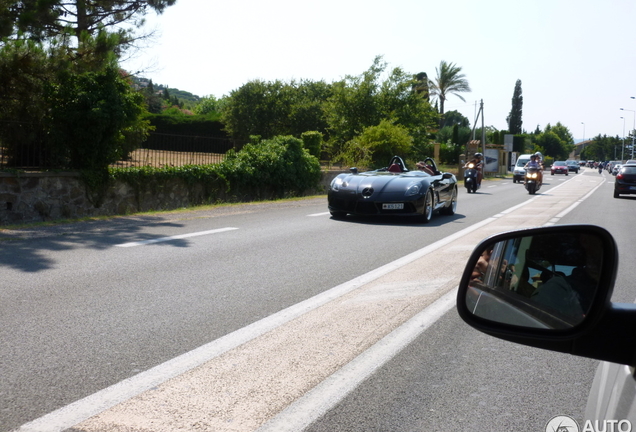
[362,187,374,198]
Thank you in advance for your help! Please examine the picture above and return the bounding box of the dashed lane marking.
[114,227,238,247]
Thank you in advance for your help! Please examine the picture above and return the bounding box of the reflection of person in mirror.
[470,248,508,287]
[531,234,603,320]
[470,248,492,283]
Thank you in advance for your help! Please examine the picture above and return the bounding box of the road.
[1,168,634,431]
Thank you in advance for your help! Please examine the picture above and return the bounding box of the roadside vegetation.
[1,1,632,215]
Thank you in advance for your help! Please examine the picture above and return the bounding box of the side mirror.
[456,225,636,366]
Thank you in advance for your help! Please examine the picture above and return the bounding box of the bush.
[214,135,321,199]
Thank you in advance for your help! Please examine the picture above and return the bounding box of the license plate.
[382,203,404,210]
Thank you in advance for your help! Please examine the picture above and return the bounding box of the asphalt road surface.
[2,168,634,431]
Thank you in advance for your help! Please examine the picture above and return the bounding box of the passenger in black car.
[415,161,435,175]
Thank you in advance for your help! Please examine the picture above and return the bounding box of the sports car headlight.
[330,177,344,191]
[405,183,421,196]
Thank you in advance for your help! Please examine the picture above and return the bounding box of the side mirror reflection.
[465,230,604,329]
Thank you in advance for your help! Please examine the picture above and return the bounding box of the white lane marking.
[114,227,238,247]
[307,212,330,217]
[256,289,457,432]
[16,212,501,432]
[544,176,606,226]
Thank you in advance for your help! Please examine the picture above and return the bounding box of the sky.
[121,0,636,141]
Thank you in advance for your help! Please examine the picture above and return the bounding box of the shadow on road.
[0,215,187,273]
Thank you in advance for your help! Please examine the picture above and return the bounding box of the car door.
[585,361,636,423]
[430,173,453,205]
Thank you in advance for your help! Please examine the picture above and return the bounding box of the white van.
[513,154,533,183]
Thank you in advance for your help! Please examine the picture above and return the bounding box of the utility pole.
[469,100,486,156]
[481,100,485,157]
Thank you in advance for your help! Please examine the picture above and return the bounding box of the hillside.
[131,76,201,103]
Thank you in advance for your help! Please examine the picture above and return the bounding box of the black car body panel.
[614,164,636,197]
[565,160,580,173]
[327,156,457,220]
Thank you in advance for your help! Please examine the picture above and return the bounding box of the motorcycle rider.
[464,152,484,187]
[524,153,543,187]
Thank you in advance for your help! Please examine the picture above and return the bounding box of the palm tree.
[429,61,471,121]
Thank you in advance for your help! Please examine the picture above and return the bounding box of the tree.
[142,79,162,113]
[325,56,438,158]
[339,120,413,169]
[0,34,151,171]
[581,134,624,161]
[221,79,331,141]
[412,72,429,101]
[46,62,149,170]
[440,110,470,128]
[545,122,574,144]
[1,0,176,50]
[428,60,471,123]
[535,128,574,160]
[0,38,54,165]
[194,95,220,116]
[507,79,523,134]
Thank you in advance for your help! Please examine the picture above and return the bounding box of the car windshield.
[555,161,565,165]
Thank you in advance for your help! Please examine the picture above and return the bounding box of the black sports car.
[327,156,458,223]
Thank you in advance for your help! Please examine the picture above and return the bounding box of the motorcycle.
[463,162,480,193]
[524,167,542,194]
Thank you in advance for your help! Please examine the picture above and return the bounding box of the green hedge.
[109,135,322,207]
[143,113,227,138]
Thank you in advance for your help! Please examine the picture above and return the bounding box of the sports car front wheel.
[419,189,434,223]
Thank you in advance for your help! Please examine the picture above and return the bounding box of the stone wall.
[0,171,344,225]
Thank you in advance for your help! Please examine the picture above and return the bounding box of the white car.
[513,154,533,183]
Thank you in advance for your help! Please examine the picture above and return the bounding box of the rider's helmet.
[474,152,483,160]
[534,151,543,161]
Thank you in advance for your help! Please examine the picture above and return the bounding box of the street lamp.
[581,122,585,141]
[581,122,585,159]
[629,96,636,158]
[620,108,635,160]
[621,116,626,160]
